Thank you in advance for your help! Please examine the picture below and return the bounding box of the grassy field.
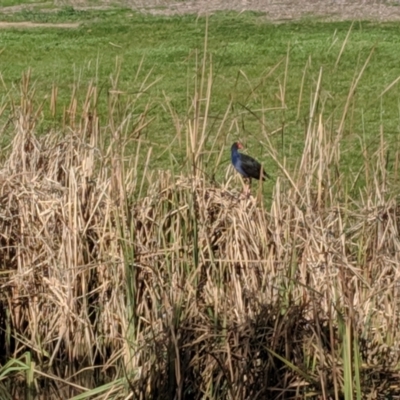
[2,4,400,399]
[1,0,41,7]
[2,8,400,181]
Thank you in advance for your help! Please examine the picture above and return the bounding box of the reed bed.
[1,62,400,400]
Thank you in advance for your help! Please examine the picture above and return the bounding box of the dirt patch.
[124,0,400,22]
[2,0,400,22]
[0,21,79,28]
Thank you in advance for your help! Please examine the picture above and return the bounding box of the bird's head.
[231,142,244,152]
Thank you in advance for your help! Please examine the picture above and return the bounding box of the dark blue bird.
[231,142,269,184]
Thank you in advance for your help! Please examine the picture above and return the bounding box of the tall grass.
[1,48,400,399]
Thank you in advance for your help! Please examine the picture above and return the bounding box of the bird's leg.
[240,178,247,198]
[247,178,252,197]
[242,178,251,197]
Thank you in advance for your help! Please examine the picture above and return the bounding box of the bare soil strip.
[94,0,400,22]
[0,21,79,28]
[130,0,400,22]
[3,1,400,23]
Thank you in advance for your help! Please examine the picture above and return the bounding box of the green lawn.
[1,8,400,186]
[1,0,48,7]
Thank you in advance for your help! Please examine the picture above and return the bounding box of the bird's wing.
[240,153,270,180]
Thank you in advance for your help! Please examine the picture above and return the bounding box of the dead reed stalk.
[1,64,400,400]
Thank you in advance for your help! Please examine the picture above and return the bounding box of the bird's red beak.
[237,142,244,149]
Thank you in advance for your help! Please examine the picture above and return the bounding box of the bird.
[231,142,269,193]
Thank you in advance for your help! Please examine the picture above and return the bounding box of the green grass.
[2,8,400,187]
[0,0,50,8]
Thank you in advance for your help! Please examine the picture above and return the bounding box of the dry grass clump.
[1,68,400,399]
[130,169,400,398]
[0,76,131,397]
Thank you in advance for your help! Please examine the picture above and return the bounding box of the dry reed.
[1,65,400,400]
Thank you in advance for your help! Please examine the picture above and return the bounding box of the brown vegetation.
[1,63,400,399]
